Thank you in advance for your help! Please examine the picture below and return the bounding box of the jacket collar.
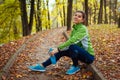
[73,23,83,29]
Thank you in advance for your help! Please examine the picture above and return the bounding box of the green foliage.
[73,0,83,11]
[0,0,21,44]
[50,0,67,28]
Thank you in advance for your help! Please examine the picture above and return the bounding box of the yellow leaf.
[102,39,106,42]
[70,61,73,65]
[16,74,22,78]
[82,74,87,78]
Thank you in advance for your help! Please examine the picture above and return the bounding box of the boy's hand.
[50,48,58,56]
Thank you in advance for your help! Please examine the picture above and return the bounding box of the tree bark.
[118,16,120,28]
[109,0,112,24]
[19,0,29,36]
[46,0,50,29]
[104,0,108,24]
[85,0,88,26]
[63,1,66,26]
[93,1,97,24]
[36,0,42,32]
[28,0,35,34]
[0,0,4,4]
[67,0,73,31]
[98,0,103,24]
[89,7,92,25]
[114,0,117,24]
[60,11,63,27]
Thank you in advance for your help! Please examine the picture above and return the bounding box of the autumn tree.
[0,0,4,4]
[118,16,120,28]
[93,0,98,24]
[35,0,42,32]
[19,0,29,36]
[85,0,88,26]
[28,0,35,34]
[19,0,35,36]
[55,0,59,27]
[46,0,50,29]
[62,0,66,26]
[113,0,118,24]
[98,0,103,24]
[67,0,73,31]
[109,0,112,24]
[0,0,20,43]
[104,0,108,24]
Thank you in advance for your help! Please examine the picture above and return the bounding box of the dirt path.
[6,27,93,80]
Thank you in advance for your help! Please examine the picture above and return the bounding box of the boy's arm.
[58,27,87,51]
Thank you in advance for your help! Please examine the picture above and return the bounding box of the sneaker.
[66,65,80,75]
[28,64,46,72]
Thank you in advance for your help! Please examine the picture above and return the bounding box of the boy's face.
[73,12,84,24]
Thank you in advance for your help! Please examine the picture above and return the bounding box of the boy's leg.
[65,45,80,74]
[70,45,95,64]
[29,45,82,72]
[42,47,79,68]
[42,49,70,67]
[41,45,81,74]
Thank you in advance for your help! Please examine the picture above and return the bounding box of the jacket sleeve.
[58,26,88,50]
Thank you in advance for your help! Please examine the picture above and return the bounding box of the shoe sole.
[66,68,80,75]
[28,67,46,72]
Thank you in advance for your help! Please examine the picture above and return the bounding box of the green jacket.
[58,23,94,56]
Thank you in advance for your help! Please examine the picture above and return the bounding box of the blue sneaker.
[28,64,46,72]
[66,65,80,75]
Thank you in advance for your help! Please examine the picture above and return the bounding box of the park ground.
[0,24,120,80]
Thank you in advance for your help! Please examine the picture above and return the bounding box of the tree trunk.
[0,0,4,4]
[114,0,117,24]
[118,16,120,28]
[89,7,92,25]
[55,0,59,28]
[63,1,66,26]
[104,0,108,24]
[93,1,97,24]
[36,0,42,32]
[60,11,63,27]
[19,0,29,36]
[28,0,35,34]
[46,0,50,29]
[109,0,112,24]
[13,20,18,39]
[98,0,103,24]
[82,1,85,11]
[67,0,73,31]
[75,0,78,10]
[63,2,66,26]
[85,0,88,26]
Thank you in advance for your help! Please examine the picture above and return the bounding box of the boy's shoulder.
[78,24,87,30]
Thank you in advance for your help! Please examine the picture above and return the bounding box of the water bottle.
[48,48,56,64]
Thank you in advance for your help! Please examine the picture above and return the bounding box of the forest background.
[0,0,120,45]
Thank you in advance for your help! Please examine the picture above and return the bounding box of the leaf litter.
[0,25,120,80]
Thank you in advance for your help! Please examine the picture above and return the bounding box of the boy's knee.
[69,45,78,53]
[69,45,75,49]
